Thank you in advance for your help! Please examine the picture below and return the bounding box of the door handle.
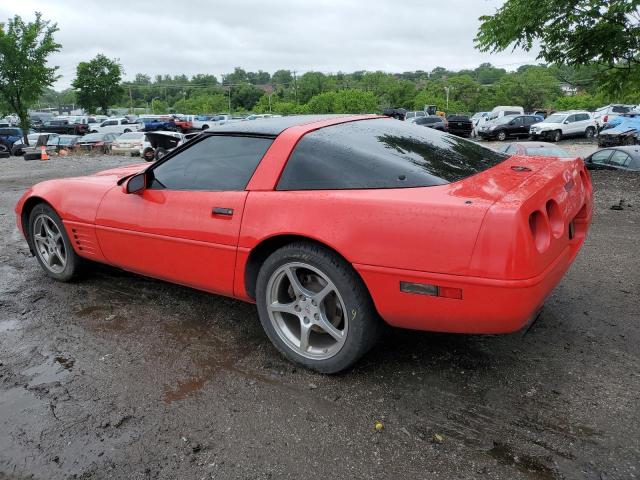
[212,207,234,216]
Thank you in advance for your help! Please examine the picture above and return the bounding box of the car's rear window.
[277,118,508,190]
[612,106,630,113]
[524,147,571,158]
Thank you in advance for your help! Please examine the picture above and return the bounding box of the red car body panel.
[15,115,593,334]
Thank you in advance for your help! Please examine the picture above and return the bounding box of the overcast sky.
[1,0,538,90]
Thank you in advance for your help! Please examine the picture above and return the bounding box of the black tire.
[585,127,596,139]
[11,145,24,156]
[28,203,83,282]
[123,128,131,133]
[255,242,382,373]
[552,130,562,142]
[201,125,209,130]
[154,147,167,160]
[142,147,155,162]
[496,130,507,141]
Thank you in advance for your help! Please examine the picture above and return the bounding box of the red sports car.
[15,115,592,373]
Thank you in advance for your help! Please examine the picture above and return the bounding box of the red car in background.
[14,115,592,373]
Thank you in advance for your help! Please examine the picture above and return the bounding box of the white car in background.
[529,110,597,142]
[111,131,146,156]
[592,104,636,129]
[91,117,143,134]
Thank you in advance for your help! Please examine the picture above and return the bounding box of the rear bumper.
[354,231,587,334]
[111,146,141,155]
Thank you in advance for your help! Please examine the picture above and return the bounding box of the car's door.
[563,114,578,135]
[586,149,614,170]
[607,150,632,170]
[509,116,525,136]
[95,134,274,296]
[523,116,538,135]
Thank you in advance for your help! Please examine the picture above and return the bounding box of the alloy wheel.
[266,262,348,360]
[32,214,67,274]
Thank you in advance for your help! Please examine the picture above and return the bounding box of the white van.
[488,106,524,122]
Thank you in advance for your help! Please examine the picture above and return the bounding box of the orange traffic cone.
[40,146,49,161]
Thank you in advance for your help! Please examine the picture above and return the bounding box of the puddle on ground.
[22,355,74,385]
[161,317,279,404]
[0,319,20,333]
[0,387,46,455]
[488,441,558,480]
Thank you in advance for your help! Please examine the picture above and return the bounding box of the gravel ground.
[0,144,639,480]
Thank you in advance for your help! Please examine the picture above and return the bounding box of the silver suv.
[529,111,597,142]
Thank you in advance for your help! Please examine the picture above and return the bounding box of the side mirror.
[125,172,146,194]
[564,120,570,124]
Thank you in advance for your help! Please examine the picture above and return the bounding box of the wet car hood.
[91,163,148,181]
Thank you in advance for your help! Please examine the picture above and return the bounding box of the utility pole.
[128,86,133,114]
[228,86,232,114]
[293,70,298,105]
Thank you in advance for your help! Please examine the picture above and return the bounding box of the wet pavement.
[0,146,639,479]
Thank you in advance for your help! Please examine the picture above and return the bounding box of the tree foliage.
[476,0,640,93]
[0,12,60,142]
[72,54,124,114]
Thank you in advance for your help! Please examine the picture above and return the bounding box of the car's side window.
[608,150,631,167]
[149,135,273,191]
[591,150,612,164]
[565,115,576,123]
[511,117,523,126]
[577,113,590,121]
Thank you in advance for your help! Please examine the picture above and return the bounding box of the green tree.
[150,98,168,114]
[0,12,60,143]
[476,0,640,93]
[306,89,378,114]
[72,54,124,114]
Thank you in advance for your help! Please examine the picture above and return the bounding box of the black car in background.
[408,115,447,131]
[477,114,544,141]
[445,115,473,137]
[36,119,89,136]
[584,146,640,171]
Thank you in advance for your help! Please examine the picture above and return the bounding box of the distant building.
[560,82,578,96]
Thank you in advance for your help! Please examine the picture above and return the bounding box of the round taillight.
[529,210,551,252]
[545,199,564,238]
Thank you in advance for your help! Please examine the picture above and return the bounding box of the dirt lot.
[1,144,639,480]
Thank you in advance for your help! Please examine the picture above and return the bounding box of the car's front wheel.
[256,242,381,373]
[496,130,507,141]
[28,203,83,281]
[585,127,596,139]
[552,130,562,142]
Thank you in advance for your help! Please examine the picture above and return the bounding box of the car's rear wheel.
[256,242,381,373]
[28,204,83,281]
[585,127,596,139]
[124,129,131,133]
[496,130,507,141]
[201,125,209,130]
[552,130,562,142]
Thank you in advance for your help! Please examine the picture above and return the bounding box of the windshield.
[524,147,571,158]
[544,114,567,123]
[493,116,517,125]
[81,133,105,141]
[118,132,144,140]
[58,136,77,145]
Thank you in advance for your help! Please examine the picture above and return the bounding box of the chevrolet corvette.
[15,115,593,373]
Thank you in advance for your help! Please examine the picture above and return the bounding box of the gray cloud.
[1,0,539,89]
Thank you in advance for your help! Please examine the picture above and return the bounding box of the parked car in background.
[179,115,213,130]
[445,115,473,137]
[404,111,427,120]
[478,114,543,141]
[584,146,640,171]
[244,114,283,121]
[593,104,635,129]
[496,141,572,158]
[22,134,62,160]
[75,132,119,153]
[36,118,89,136]
[141,131,185,161]
[11,133,46,156]
[382,108,407,120]
[529,111,597,142]
[470,112,489,137]
[91,117,143,134]
[111,132,147,156]
[50,135,81,153]
[408,115,447,131]
[487,106,524,122]
[0,127,23,152]
[172,115,193,133]
[140,116,179,132]
[597,111,640,147]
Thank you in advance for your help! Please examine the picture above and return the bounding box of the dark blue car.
[0,127,23,152]
[139,117,178,132]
